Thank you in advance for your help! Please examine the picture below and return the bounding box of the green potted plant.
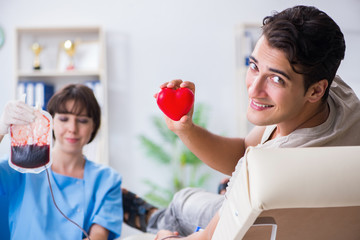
[139,103,211,207]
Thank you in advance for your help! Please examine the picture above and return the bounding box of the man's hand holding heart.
[155,79,195,135]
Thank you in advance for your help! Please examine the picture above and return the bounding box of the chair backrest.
[212,146,360,240]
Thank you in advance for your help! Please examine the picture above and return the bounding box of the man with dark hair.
[125,6,360,239]
[261,5,345,102]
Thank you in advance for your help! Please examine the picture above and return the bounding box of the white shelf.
[14,26,109,165]
[18,70,102,77]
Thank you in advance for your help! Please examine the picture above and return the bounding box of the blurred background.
[1,0,359,237]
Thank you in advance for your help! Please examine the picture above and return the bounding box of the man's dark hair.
[262,5,346,101]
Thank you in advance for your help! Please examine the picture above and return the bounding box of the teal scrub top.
[0,158,123,240]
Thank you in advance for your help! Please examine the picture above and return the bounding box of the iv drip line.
[45,167,91,240]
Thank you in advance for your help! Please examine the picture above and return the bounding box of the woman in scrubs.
[0,84,123,240]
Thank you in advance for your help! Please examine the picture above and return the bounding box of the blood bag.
[9,107,52,173]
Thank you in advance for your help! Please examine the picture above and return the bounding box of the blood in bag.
[11,144,50,168]
[9,108,52,173]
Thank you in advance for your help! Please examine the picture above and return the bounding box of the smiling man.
[123,5,360,239]
[246,35,330,138]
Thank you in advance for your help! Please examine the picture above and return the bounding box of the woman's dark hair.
[262,5,346,101]
[47,84,101,143]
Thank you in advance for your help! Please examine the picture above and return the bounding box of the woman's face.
[53,100,94,154]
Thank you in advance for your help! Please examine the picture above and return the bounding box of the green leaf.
[142,179,175,207]
[138,135,171,164]
[144,192,170,208]
[182,148,202,165]
[173,176,184,192]
[142,179,174,198]
[153,116,178,144]
[193,103,209,128]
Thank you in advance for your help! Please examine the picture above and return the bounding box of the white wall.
[1,0,360,237]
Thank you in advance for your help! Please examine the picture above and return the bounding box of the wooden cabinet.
[15,26,109,165]
[234,23,261,136]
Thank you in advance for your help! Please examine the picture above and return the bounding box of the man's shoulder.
[330,76,359,103]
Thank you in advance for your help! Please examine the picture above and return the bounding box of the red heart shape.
[156,88,194,121]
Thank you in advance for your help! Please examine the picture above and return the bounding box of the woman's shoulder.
[0,158,8,167]
[85,159,122,183]
[0,157,19,176]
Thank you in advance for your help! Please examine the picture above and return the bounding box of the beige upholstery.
[212,146,360,240]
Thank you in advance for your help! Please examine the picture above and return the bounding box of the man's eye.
[249,62,257,70]
[271,76,285,85]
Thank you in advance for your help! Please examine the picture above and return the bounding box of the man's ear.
[306,79,328,103]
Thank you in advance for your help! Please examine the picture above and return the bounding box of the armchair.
[213,146,360,240]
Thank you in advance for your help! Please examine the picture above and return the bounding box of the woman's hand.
[0,100,35,135]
